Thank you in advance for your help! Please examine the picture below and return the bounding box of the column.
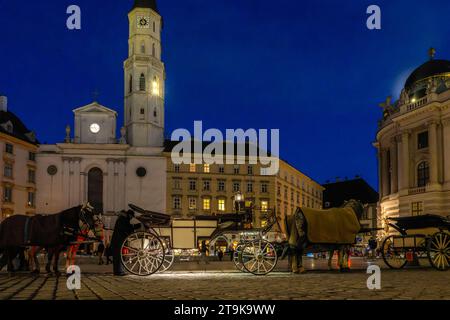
[62,157,71,207]
[376,145,383,198]
[105,159,115,213]
[71,158,81,206]
[381,149,390,197]
[399,131,410,190]
[443,119,450,183]
[118,159,126,211]
[390,138,398,193]
[428,121,439,185]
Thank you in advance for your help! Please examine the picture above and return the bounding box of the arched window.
[129,75,133,93]
[152,43,156,57]
[88,167,103,213]
[140,41,145,54]
[417,161,430,187]
[139,73,146,91]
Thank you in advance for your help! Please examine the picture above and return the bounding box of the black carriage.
[119,204,285,276]
[228,210,285,276]
[382,214,450,271]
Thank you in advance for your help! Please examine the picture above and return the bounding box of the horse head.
[79,202,103,239]
[342,199,365,221]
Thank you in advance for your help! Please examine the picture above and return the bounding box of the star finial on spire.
[428,47,436,60]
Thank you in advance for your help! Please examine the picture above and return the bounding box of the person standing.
[110,210,140,276]
[97,242,105,265]
[199,240,209,265]
[218,249,224,262]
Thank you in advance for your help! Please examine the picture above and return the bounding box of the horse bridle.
[77,206,103,241]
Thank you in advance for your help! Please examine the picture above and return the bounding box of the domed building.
[375,48,450,225]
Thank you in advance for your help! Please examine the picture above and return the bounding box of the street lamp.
[234,191,245,229]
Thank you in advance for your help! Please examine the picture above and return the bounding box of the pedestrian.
[198,240,209,265]
[218,249,224,262]
[97,242,105,265]
[105,243,113,265]
[111,210,140,276]
[368,237,377,259]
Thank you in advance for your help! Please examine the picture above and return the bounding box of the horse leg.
[0,248,7,271]
[297,247,306,274]
[46,248,53,274]
[6,248,17,273]
[53,247,62,277]
[32,247,42,274]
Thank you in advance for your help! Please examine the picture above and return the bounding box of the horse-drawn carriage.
[119,204,286,276]
[381,214,450,271]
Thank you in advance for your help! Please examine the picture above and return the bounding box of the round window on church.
[47,165,58,176]
[136,167,147,178]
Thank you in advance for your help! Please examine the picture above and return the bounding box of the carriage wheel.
[158,248,175,273]
[242,240,278,275]
[233,244,247,273]
[427,232,450,271]
[381,235,407,269]
[121,232,165,276]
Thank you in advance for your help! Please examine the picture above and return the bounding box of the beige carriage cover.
[301,207,361,244]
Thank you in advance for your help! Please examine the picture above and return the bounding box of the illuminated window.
[203,198,211,211]
[203,164,210,173]
[189,198,197,210]
[261,220,268,228]
[411,202,423,216]
[152,77,159,96]
[218,199,226,212]
[189,163,196,173]
[261,200,269,212]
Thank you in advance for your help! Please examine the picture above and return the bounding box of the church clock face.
[137,16,150,29]
[90,123,100,134]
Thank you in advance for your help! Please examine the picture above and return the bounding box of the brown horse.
[0,204,100,275]
[285,199,365,274]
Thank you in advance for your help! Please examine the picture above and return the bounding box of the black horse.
[285,199,365,274]
[0,204,100,275]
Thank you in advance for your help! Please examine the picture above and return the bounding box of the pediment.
[73,102,117,116]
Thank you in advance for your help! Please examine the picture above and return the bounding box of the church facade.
[375,49,450,225]
[36,1,166,215]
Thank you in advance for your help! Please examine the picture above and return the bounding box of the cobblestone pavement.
[1,266,449,300]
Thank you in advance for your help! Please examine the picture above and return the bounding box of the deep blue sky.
[1,0,450,190]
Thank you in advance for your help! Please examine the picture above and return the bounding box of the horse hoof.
[299,267,307,274]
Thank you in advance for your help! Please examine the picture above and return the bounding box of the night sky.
[1,0,450,190]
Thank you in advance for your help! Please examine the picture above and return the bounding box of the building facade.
[0,95,39,220]
[375,49,450,226]
[36,1,166,216]
[164,144,323,228]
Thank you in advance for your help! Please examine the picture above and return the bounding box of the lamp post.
[234,191,245,228]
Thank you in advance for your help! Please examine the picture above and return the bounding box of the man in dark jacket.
[110,210,141,276]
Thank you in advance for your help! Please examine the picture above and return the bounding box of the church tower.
[124,0,165,147]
